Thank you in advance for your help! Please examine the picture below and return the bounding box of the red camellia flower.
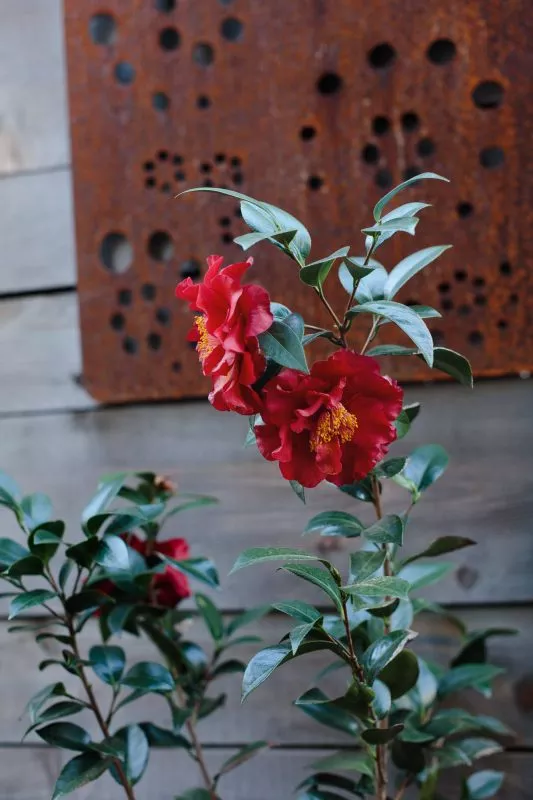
[95,534,191,609]
[255,350,403,489]
[175,254,273,415]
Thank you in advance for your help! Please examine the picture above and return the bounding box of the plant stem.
[360,317,379,355]
[340,596,364,684]
[172,669,216,799]
[316,287,346,346]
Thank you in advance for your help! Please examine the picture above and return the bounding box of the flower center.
[195,316,215,360]
[310,404,358,452]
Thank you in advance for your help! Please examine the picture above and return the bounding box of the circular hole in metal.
[308,175,324,191]
[457,202,473,219]
[231,156,242,167]
[110,312,125,331]
[219,216,231,227]
[114,62,135,84]
[172,360,182,373]
[100,233,133,274]
[473,276,485,288]
[148,231,174,261]
[472,80,504,110]
[173,154,183,165]
[180,259,201,280]
[368,42,396,69]
[221,17,243,41]
[221,232,233,244]
[158,150,169,161]
[156,307,172,326]
[155,0,176,11]
[153,91,170,111]
[159,27,180,51]
[193,42,215,66]
[232,172,244,185]
[203,179,214,187]
[497,319,508,331]
[145,177,156,188]
[90,13,116,46]
[141,283,157,301]
[317,72,343,95]
[160,182,171,194]
[432,329,445,346]
[403,165,420,181]
[214,153,226,164]
[417,137,435,157]
[300,125,317,141]
[143,161,155,171]
[197,94,211,109]
[474,294,486,306]
[362,144,380,164]
[147,332,162,351]
[438,282,451,294]
[372,116,391,136]
[458,304,471,317]
[468,330,484,346]
[117,289,132,306]
[122,336,138,354]
[500,261,512,276]
[427,38,456,65]
[454,269,467,282]
[200,162,212,174]
[441,298,454,311]
[174,171,186,181]
[375,169,393,188]
[479,146,505,169]
[401,111,419,131]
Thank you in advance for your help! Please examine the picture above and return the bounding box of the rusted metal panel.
[64,0,532,403]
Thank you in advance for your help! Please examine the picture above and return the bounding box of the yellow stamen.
[310,405,358,452]
[195,316,214,360]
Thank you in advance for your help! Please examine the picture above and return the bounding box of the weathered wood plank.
[0,380,531,604]
[0,608,530,747]
[0,170,75,293]
[0,0,69,175]
[0,292,92,412]
[0,747,528,799]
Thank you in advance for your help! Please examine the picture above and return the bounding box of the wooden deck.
[0,2,531,797]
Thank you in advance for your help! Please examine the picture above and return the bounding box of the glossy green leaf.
[362,630,416,682]
[426,346,474,388]
[258,319,309,373]
[400,444,449,493]
[362,723,404,744]
[273,599,322,624]
[339,475,374,502]
[242,643,292,701]
[25,682,67,724]
[462,770,504,799]
[21,493,53,529]
[373,457,407,478]
[176,790,214,800]
[282,564,343,611]
[122,725,149,785]
[225,604,271,635]
[231,547,321,573]
[7,555,44,577]
[452,627,518,667]
[366,344,417,357]
[355,266,388,303]
[66,590,112,614]
[234,228,297,251]
[290,621,319,655]
[300,247,350,289]
[295,688,360,736]
[210,659,246,678]
[376,202,431,250]
[162,494,218,520]
[391,739,426,773]
[9,589,56,619]
[343,577,410,602]
[394,402,421,439]
[379,649,419,698]
[0,538,29,569]
[341,255,378,281]
[0,471,22,506]
[402,536,476,566]
[81,474,127,528]
[398,561,455,591]
[412,657,439,709]
[363,217,419,236]
[373,172,449,221]
[371,679,391,719]
[29,700,86,731]
[95,535,130,574]
[215,740,269,779]
[195,593,224,641]
[37,722,91,751]
[89,645,125,686]
[311,750,374,777]
[438,664,504,699]
[338,258,385,298]
[385,246,451,299]
[122,662,174,693]
[363,514,404,545]
[140,723,189,748]
[163,556,219,588]
[348,300,433,366]
[65,538,100,569]
[304,511,364,538]
[348,550,386,583]
[459,737,503,762]
[51,753,111,799]
[290,479,306,503]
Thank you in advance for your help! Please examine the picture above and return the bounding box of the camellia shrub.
[175,173,514,800]
[0,472,268,799]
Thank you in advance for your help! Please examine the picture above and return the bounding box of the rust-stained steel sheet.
[65,0,532,403]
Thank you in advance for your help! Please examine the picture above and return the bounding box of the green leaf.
[311,750,374,777]
[371,679,391,719]
[7,555,44,578]
[29,521,65,563]
[282,564,343,611]
[242,643,292,701]
[373,457,407,478]
[362,723,404,744]
[300,247,350,289]
[0,538,29,569]
[373,172,449,221]
[0,471,22,506]
[355,266,388,303]
[258,319,308,373]
[65,590,112,614]
[51,753,111,799]
[140,723,189,748]
[459,737,503,762]
[89,645,126,686]
[394,403,421,440]
[398,561,455,591]
[9,589,56,619]
[402,536,476,566]
[162,556,219,588]
[176,791,214,800]
[29,700,86,731]
[363,514,404,545]
[95,535,130,574]
[463,770,504,799]
[290,621,320,655]
[122,662,174,693]
[362,630,416,682]
[162,494,218,519]
[438,664,504,699]
[295,688,360,737]
[348,300,433,366]
[215,741,269,779]
[342,255,379,281]
[65,538,100,568]
[348,550,386,583]
[210,659,246,678]
[304,511,363,538]
[21,493,53,529]
[37,722,91,751]
[385,246,451,299]
[225,604,271,635]
[401,444,449,493]
[426,346,474,388]
[375,202,431,250]
[195,593,224,641]
[391,739,426,773]
[273,599,322,624]
[81,474,127,529]
[106,604,135,636]
[343,577,410,602]
[452,627,518,667]
[25,682,67,724]
[122,725,150,785]
[338,258,385,299]
[290,479,306,503]
[233,228,297,251]
[230,547,321,573]
[366,344,417,357]
[339,476,374,502]
[379,649,420,698]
